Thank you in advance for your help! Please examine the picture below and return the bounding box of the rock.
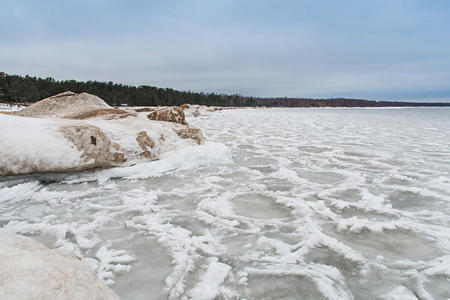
[61,125,126,166]
[136,131,156,159]
[0,232,119,300]
[134,107,155,113]
[147,106,187,125]
[174,125,205,144]
[13,91,133,120]
[193,109,200,117]
[180,103,190,109]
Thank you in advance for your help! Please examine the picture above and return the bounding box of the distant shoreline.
[2,102,450,112]
[2,72,450,108]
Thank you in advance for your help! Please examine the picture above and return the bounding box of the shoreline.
[2,102,450,113]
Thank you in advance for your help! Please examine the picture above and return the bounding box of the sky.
[1,0,450,101]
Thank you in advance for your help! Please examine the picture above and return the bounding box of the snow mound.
[0,92,211,176]
[0,113,205,175]
[0,232,119,300]
[1,92,210,175]
[13,91,133,119]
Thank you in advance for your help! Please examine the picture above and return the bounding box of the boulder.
[61,125,126,165]
[174,125,205,144]
[0,232,119,300]
[136,131,156,159]
[147,106,187,125]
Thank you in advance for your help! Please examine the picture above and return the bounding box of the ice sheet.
[1,107,450,299]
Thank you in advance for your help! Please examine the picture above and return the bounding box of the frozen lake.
[1,107,450,299]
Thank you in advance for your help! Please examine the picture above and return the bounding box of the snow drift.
[12,91,134,120]
[0,92,205,175]
[0,232,119,300]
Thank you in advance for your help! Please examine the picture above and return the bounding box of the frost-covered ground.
[1,108,450,299]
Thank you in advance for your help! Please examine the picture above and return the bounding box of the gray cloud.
[1,0,450,101]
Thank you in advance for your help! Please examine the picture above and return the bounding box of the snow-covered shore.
[0,92,206,175]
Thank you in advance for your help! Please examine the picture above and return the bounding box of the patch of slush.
[1,107,450,299]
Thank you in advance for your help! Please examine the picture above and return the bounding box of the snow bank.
[1,92,208,175]
[0,232,119,300]
[12,91,131,119]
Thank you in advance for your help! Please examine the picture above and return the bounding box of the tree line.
[1,72,448,107]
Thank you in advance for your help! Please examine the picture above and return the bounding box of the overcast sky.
[1,0,450,101]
